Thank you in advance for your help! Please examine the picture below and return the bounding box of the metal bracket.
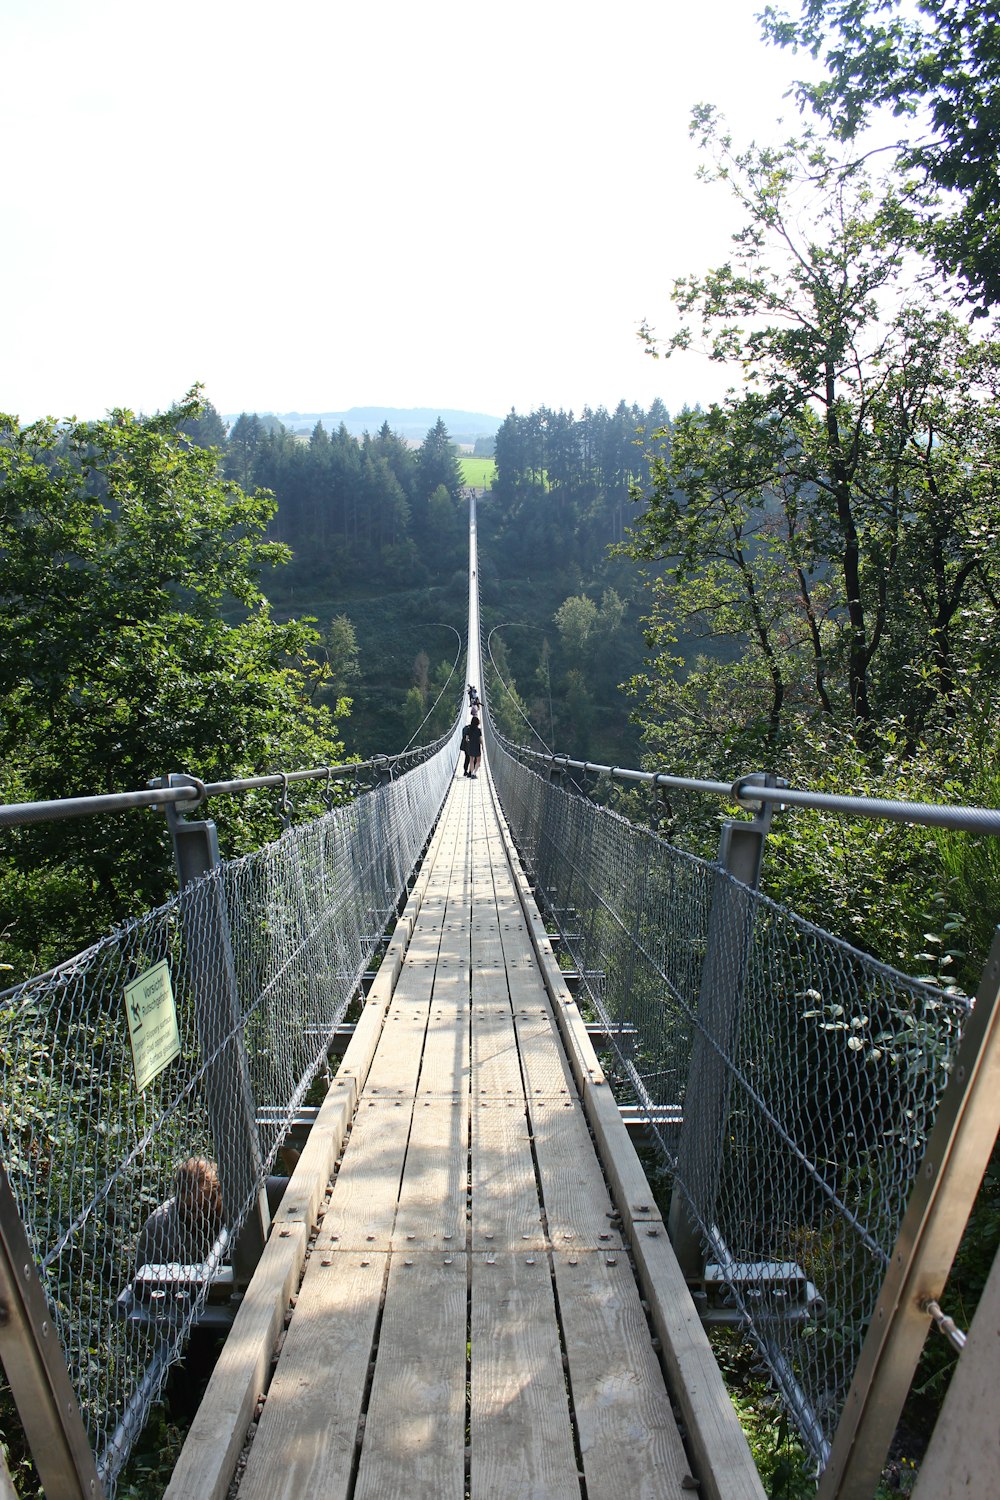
[731,771,789,835]
[277,772,291,830]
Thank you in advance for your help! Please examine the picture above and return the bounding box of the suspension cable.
[400,622,465,753]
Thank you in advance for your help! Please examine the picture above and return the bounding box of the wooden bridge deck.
[165,767,764,1500]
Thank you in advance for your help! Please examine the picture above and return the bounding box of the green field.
[460,456,496,488]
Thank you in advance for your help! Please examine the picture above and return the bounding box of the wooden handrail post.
[0,1162,104,1499]
[815,924,1000,1499]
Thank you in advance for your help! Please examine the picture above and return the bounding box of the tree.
[402,685,427,740]
[554,594,599,663]
[321,614,361,707]
[486,635,531,743]
[224,411,265,489]
[762,0,1000,310]
[629,122,1000,763]
[416,418,463,511]
[534,638,556,745]
[176,397,228,449]
[427,483,464,570]
[0,389,347,977]
[412,651,430,700]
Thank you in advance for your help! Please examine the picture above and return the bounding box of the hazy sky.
[4,1,816,424]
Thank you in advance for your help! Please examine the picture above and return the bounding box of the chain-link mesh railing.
[486,729,970,1468]
[0,728,459,1493]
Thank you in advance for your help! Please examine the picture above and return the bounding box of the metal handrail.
[0,741,450,830]
[497,740,1000,837]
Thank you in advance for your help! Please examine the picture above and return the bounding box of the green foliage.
[0,389,347,978]
[211,400,657,767]
[115,1405,187,1500]
[316,613,361,708]
[491,400,667,572]
[712,1334,818,1499]
[554,594,599,662]
[485,635,532,742]
[624,128,1000,972]
[762,0,1000,312]
[628,122,1000,763]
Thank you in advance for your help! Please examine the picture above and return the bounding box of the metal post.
[163,776,270,1289]
[668,775,779,1280]
[815,923,1000,1500]
[0,1161,104,1499]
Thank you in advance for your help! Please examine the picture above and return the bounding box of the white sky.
[3,0,818,425]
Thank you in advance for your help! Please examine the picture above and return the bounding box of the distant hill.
[223,405,503,446]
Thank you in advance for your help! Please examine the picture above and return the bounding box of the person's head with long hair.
[174,1157,224,1247]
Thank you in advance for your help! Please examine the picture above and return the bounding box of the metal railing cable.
[400,622,465,752]
[0,718,462,1494]
[483,622,554,756]
[496,743,1000,837]
[484,716,973,1469]
[0,742,449,832]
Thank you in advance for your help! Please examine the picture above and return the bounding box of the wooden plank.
[273,1081,354,1229]
[582,1076,666,1232]
[417,1006,470,1095]
[509,892,608,1094]
[469,1252,578,1500]
[164,1221,308,1500]
[337,997,394,1095]
[316,1100,412,1251]
[390,961,437,1005]
[394,1100,468,1248]
[552,1250,692,1498]
[401,941,443,971]
[442,918,472,938]
[237,1253,388,1500]
[429,967,469,1004]
[630,1230,767,1500]
[472,915,505,970]
[364,1010,428,1096]
[472,1000,523,1099]
[471,1100,545,1250]
[912,1242,1000,1499]
[429,952,469,982]
[497,911,539,969]
[529,1098,623,1250]
[513,1004,577,1097]
[354,1253,468,1500]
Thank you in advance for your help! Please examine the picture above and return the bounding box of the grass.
[460,456,495,488]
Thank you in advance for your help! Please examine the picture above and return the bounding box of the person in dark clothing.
[135,1157,225,1269]
[466,715,482,777]
[459,720,473,777]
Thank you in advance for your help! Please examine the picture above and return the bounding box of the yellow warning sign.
[124,959,180,1092]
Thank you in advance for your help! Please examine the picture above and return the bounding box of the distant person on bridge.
[460,719,474,777]
[467,714,482,777]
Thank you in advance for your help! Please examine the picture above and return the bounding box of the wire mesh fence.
[0,729,459,1494]
[486,728,971,1469]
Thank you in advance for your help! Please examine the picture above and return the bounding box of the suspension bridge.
[1,498,998,1500]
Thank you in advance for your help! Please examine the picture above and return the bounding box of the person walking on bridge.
[466,714,482,778]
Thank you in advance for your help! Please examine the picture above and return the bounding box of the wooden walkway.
[166,768,764,1500]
